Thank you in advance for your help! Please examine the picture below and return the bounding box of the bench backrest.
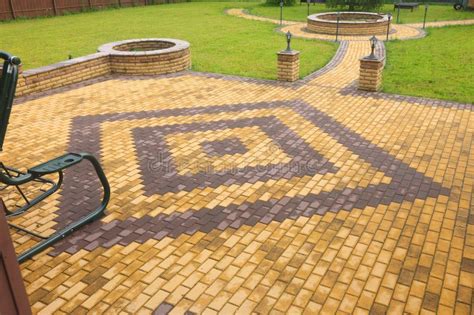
[0,51,21,152]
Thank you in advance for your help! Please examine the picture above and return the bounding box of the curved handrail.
[0,51,21,151]
[0,51,21,65]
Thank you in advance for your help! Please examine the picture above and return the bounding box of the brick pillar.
[358,56,384,92]
[277,50,300,82]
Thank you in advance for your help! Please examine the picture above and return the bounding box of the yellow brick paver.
[2,14,473,314]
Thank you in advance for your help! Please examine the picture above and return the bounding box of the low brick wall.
[15,53,110,97]
[108,52,191,75]
[98,39,191,75]
[307,12,389,36]
[8,38,191,97]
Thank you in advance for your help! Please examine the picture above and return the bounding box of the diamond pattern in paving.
[2,36,473,314]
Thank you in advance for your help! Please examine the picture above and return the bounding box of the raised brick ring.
[97,38,191,75]
[307,12,390,36]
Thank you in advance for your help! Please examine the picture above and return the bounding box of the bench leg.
[1,164,61,218]
[17,153,110,263]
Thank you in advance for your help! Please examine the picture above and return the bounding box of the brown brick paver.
[3,16,473,314]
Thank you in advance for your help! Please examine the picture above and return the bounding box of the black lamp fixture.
[286,31,292,52]
[368,35,378,59]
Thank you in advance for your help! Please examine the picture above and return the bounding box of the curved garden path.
[227,8,474,90]
[227,8,474,42]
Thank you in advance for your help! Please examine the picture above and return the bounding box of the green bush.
[265,0,298,7]
[326,0,384,11]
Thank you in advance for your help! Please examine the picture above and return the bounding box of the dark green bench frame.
[0,51,110,263]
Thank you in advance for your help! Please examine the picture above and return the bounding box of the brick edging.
[299,41,349,83]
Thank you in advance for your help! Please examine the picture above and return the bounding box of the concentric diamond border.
[50,99,449,254]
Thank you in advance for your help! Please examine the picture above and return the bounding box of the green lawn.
[249,3,474,24]
[384,25,474,103]
[0,2,336,80]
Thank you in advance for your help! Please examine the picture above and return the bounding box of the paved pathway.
[227,9,474,41]
[5,10,474,315]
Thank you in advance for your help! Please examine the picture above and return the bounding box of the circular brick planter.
[307,12,389,36]
[98,38,191,75]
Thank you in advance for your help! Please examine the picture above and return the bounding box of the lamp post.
[280,0,284,26]
[367,36,378,60]
[423,3,429,29]
[285,31,293,52]
[386,13,391,41]
[396,1,401,23]
[335,11,340,42]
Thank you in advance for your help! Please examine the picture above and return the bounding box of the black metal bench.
[394,2,420,11]
[300,0,324,4]
[0,51,110,263]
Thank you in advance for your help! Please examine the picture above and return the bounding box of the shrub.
[326,0,384,11]
[265,0,298,7]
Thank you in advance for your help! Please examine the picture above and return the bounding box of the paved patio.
[4,35,474,314]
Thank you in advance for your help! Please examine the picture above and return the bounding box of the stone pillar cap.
[277,50,300,55]
[360,56,384,62]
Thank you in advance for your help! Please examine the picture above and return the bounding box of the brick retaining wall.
[307,20,389,35]
[99,38,191,76]
[108,51,191,75]
[307,12,389,36]
[6,38,191,97]
[16,53,110,97]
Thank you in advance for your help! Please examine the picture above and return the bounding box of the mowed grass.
[249,3,474,24]
[0,2,336,80]
[384,25,473,103]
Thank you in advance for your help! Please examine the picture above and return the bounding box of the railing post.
[88,0,92,9]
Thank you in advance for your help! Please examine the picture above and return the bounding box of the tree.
[265,0,297,6]
[326,0,384,11]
